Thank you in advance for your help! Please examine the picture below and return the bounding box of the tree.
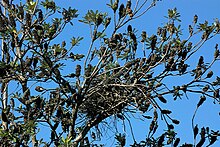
[0,0,219,146]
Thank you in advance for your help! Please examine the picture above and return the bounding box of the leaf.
[52,122,59,130]
[69,53,85,61]
[78,19,89,24]
[142,115,152,119]
[91,132,96,140]
[158,134,165,146]
[115,133,126,146]
[51,131,55,140]
[80,10,103,25]
[12,28,17,34]
[197,96,206,108]
[172,119,180,125]
[206,71,213,78]
[161,109,172,114]
[214,49,219,58]
[71,37,83,46]
[196,127,206,147]
[117,114,125,120]
[41,0,56,10]
[167,7,181,22]
[214,89,220,98]
[1,111,8,122]
[35,86,45,92]
[207,132,218,146]
[66,136,72,143]
[173,138,180,147]
[153,109,158,121]
[157,94,167,103]
[196,138,205,147]
[62,7,78,22]
[64,73,76,78]
[193,124,199,139]
[168,124,174,130]
[26,1,37,13]
[194,15,198,24]
[149,120,155,132]
[96,32,106,38]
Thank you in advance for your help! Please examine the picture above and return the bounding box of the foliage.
[0,0,220,146]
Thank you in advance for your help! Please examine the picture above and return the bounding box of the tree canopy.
[0,0,220,146]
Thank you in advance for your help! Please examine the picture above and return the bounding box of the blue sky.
[52,0,220,146]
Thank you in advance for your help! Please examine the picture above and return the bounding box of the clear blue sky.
[37,0,220,146]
